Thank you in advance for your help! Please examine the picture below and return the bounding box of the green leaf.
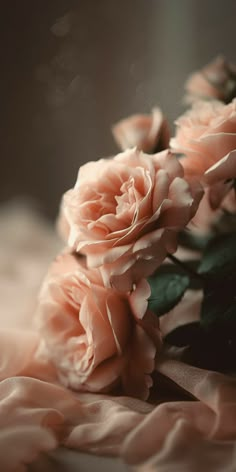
[198,232,236,276]
[148,270,190,317]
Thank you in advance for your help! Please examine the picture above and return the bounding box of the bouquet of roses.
[35,56,236,401]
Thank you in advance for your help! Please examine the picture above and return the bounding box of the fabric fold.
[1,203,236,472]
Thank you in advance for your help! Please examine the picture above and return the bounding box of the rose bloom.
[184,56,236,104]
[171,100,236,175]
[112,107,170,153]
[171,99,236,229]
[171,99,236,211]
[36,251,161,400]
[59,148,202,291]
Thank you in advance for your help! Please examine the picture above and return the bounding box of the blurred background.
[1,0,236,220]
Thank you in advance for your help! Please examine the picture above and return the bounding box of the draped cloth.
[1,202,236,471]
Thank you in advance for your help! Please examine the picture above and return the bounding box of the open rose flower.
[171,99,236,210]
[184,56,236,104]
[36,251,161,400]
[112,107,170,153]
[59,148,202,291]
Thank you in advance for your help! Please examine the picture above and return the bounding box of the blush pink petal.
[152,170,171,211]
[104,254,166,292]
[189,189,222,234]
[205,149,236,184]
[106,294,132,353]
[199,132,236,162]
[121,325,157,401]
[153,149,184,179]
[76,158,112,186]
[129,279,151,320]
[68,356,124,393]
[112,107,170,153]
[88,244,132,267]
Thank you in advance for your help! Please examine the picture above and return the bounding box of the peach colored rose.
[60,148,202,291]
[171,99,236,212]
[184,56,236,104]
[112,108,170,153]
[171,100,236,175]
[36,251,161,400]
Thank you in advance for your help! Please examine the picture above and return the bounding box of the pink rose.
[36,251,161,400]
[60,148,202,291]
[171,99,236,211]
[171,100,236,175]
[184,56,236,104]
[112,108,170,153]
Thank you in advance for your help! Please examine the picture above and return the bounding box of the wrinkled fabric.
[1,202,236,471]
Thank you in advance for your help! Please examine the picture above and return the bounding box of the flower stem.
[167,253,204,283]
